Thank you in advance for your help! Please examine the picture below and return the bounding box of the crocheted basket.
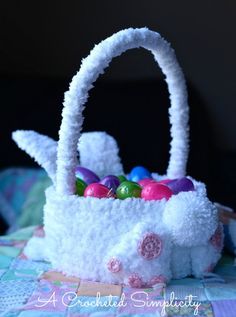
[13,28,223,288]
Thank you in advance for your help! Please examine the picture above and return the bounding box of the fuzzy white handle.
[56,27,189,195]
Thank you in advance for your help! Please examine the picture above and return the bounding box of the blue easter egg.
[128,166,152,182]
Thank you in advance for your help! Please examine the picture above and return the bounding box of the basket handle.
[56,28,189,195]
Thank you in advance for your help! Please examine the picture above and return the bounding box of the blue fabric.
[0,168,46,227]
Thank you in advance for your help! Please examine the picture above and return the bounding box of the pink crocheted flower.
[138,233,162,260]
[128,273,143,288]
[107,258,122,273]
[148,275,166,287]
[210,225,223,251]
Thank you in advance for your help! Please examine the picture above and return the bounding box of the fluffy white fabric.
[38,177,218,285]
[191,229,223,278]
[56,27,189,195]
[24,236,48,261]
[12,130,57,183]
[78,132,124,178]
[105,220,172,285]
[163,183,218,247]
[171,246,191,279]
[43,187,173,284]
[172,229,223,280]
[191,245,221,278]
[12,130,123,183]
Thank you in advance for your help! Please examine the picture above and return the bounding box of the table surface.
[0,226,236,317]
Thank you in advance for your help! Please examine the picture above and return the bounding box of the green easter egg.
[75,178,87,196]
[116,181,141,199]
[117,175,127,183]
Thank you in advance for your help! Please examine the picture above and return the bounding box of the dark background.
[0,1,235,214]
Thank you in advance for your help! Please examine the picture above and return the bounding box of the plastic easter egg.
[157,179,172,185]
[117,175,127,183]
[84,183,114,198]
[116,181,142,199]
[141,183,173,201]
[167,177,194,194]
[75,166,100,184]
[75,178,87,196]
[128,166,152,182]
[138,178,156,188]
[100,175,120,193]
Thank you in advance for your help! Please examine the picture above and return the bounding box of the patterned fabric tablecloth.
[0,226,236,317]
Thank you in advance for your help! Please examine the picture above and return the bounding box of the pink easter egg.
[84,183,114,198]
[138,178,156,188]
[141,183,173,201]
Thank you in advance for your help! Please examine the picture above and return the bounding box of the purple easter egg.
[75,166,100,184]
[167,177,194,194]
[100,175,120,193]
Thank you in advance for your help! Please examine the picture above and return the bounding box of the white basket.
[13,28,223,287]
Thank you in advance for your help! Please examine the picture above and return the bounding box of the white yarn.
[191,238,223,278]
[105,222,172,285]
[12,130,124,183]
[171,239,223,280]
[171,246,192,279]
[23,236,48,261]
[12,130,57,183]
[20,176,218,285]
[163,187,218,247]
[78,132,124,178]
[43,186,172,284]
[56,27,189,195]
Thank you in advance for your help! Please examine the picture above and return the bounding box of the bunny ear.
[12,130,57,184]
[78,132,124,178]
[12,130,124,184]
